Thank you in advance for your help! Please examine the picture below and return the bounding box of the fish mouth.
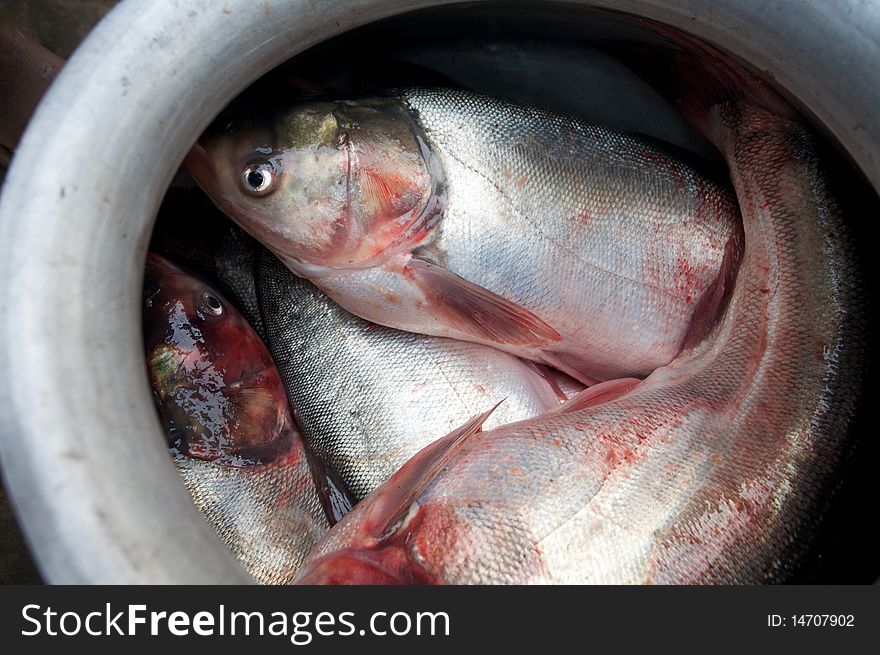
[183,142,217,194]
[183,142,243,219]
[182,143,284,255]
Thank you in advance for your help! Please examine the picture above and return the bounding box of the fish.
[142,252,328,584]
[185,87,741,385]
[150,192,267,338]
[255,248,575,501]
[292,36,865,584]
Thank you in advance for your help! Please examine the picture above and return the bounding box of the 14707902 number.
[767,614,855,628]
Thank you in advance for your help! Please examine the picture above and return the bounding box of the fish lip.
[182,145,293,263]
[172,421,298,469]
[183,142,221,197]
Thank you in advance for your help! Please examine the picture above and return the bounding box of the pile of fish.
[144,26,864,584]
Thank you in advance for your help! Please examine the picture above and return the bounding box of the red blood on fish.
[144,252,293,465]
[294,28,864,582]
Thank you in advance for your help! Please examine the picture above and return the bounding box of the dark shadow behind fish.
[0,16,63,152]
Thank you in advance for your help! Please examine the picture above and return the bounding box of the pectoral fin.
[549,378,641,416]
[359,404,499,544]
[406,258,561,346]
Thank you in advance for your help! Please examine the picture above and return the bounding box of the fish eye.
[240,159,277,197]
[200,291,223,316]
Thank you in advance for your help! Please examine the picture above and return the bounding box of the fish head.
[295,546,436,585]
[143,253,329,583]
[294,407,501,585]
[143,252,294,466]
[186,98,435,269]
[293,499,469,585]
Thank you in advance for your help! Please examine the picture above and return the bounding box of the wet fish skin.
[293,45,865,584]
[143,253,328,584]
[150,194,266,338]
[256,249,566,501]
[187,88,740,384]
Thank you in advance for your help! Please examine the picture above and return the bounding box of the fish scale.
[187,87,740,386]
[405,88,735,379]
[175,454,327,585]
[256,249,566,501]
[293,57,865,585]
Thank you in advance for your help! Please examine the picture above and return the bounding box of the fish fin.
[359,403,500,543]
[353,131,427,220]
[548,378,641,416]
[305,453,357,526]
[226,383,283,434]
[405,258,561,345]
[538,350,600,387]
[358,166,421,219]
[520,360,571,402]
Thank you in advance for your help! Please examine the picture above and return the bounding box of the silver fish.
[143,253,328,584]
[255,249,569,501]
[293,42,865,584]
[186,88,741,385]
